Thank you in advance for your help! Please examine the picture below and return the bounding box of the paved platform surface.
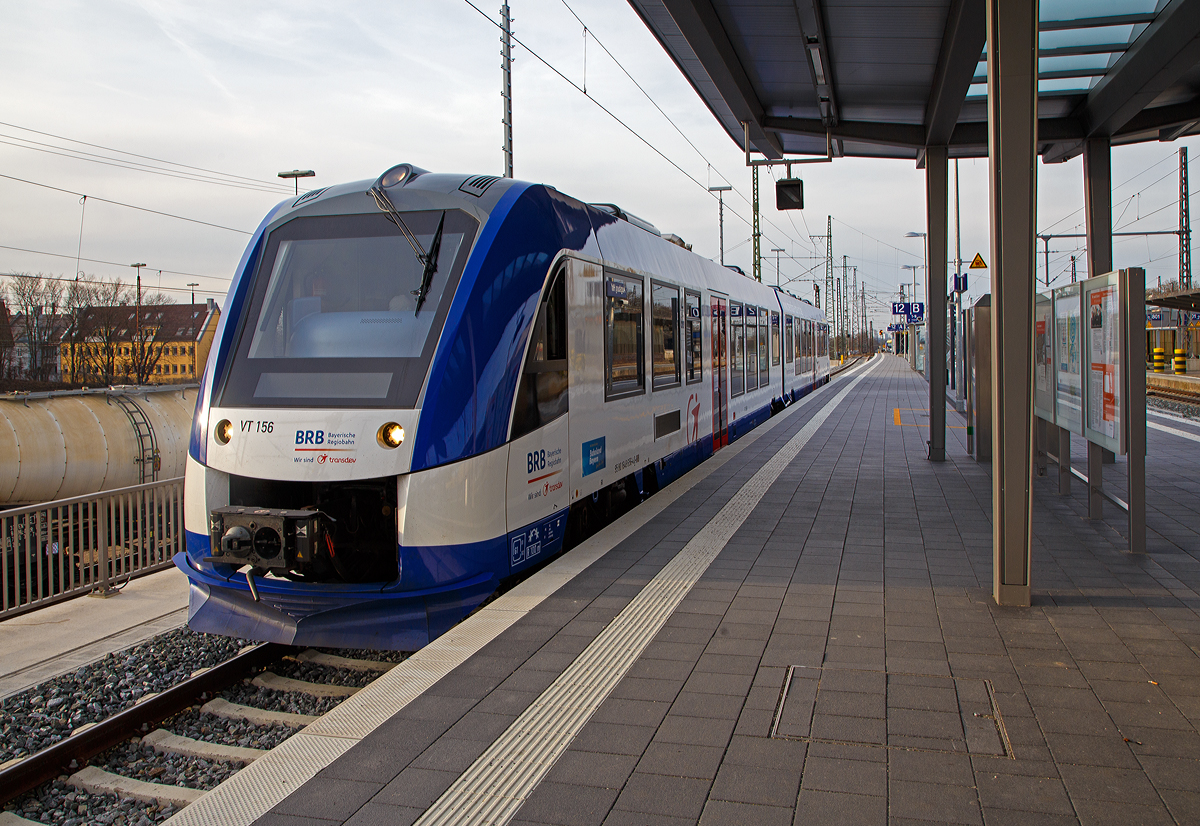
[0,567,188,698]
[251,354,1200,826]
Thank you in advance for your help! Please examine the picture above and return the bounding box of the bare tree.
[0,283,13,379]
[9,273,64,380]
[82,278,133,384]
[128,291,175,384]
[61,274,98,383]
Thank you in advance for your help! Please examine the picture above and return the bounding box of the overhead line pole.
[501,1,514,178]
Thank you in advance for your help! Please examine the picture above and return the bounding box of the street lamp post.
[709,185,732,265]
[771,248,785,287]
[131,263,146,382]
[278,169,316,195]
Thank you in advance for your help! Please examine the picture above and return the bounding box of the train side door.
[506,265,570,571]
[711,296,728,450]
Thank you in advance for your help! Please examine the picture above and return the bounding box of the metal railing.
[1,477,185,621]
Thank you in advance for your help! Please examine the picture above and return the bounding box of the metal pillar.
[825,216,834,329]
[1181,148,1192,289]
[1083,137,1112,519]
[926,145,948,461]
[1126,267,1147,553]
[986,0,1037,608]
[752,166,762,282]
[1058,426,1071,494]
[501,1,514,178]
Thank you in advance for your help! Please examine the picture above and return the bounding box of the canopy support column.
[986,0,1037,608]
[926,146,949,461]
[1084,137,1114,517]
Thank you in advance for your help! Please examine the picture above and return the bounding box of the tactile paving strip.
[414,359,883,826]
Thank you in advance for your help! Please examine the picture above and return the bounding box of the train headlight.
[377,422,405,448]
[215,419,233,445]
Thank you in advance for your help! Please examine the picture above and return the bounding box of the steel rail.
[0,642,292,806]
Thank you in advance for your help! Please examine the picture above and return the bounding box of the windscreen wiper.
[413,212,445,316]
[367,187,445,315]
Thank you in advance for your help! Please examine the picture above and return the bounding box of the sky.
[1,0,1198,337]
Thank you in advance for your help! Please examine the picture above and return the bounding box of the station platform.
[0,567,188,699]
[173,354,1200,826]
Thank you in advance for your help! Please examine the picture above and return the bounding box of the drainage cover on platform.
[771,666,1013,758]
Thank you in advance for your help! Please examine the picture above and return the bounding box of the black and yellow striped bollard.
[1175,348,1187,375]
[1154,346,1166,372]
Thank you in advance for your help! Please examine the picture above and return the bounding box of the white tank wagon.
[0,386,198,506]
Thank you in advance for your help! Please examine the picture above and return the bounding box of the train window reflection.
[771,312,781,367]
[513,267,569,439]
[651,281,681,390]
[745,306,758,391]
[731,303,744,396]
[605,273,645,400]
[685,291,702,384]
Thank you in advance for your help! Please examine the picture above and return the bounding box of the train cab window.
[785,316,794,364]
[651,281,681,390]
[605,272,645,400]
[731,303,745,396]
[771,313,781,367]
[685,291,702,384]
[512,267,569,439]
[745,306,758,391]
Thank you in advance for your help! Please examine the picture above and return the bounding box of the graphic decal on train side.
[686,393,702,441]
[582,436,606,476]
[526,446,564,500]
[510,510,568,566]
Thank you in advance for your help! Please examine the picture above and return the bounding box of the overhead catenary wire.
[0,121,298,194]
[0,244,230,283]
[0,270,226,299]
[0,174,253,235]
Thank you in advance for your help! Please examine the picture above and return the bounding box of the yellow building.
[60,300,220,385]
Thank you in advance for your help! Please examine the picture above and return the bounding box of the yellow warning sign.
[969,253,988,269]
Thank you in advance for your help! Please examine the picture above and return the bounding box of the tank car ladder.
[109,393,160,484]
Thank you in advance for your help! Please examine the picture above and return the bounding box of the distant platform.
[0,567,188,699]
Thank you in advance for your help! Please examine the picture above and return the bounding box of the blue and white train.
[177,164,831,650]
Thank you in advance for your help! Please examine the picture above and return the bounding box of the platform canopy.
[628,0,1200,162]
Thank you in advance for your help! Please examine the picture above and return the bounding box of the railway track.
[0,642,406,824]
[1146,384,1200,405]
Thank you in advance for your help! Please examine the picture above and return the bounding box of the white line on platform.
[414,357,884,826]
[1148,419,1200,444]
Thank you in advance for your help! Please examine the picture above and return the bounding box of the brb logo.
[296,430,324,445]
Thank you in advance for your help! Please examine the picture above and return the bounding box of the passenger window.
[745,306,758,391]
[605,273,645,400]
[651,281,681,390]
[512,267,569,439]
[785,316,794,364]
[731,303,745,396]
[771,313,781,367]
[685,291,702,384]
[758,309,768,378]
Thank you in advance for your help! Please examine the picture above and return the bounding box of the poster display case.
[1083,271,1124,454]
[1052,283,1083,435]
[1034,292,1054,421]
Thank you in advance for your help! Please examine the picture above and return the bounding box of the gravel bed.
[274,659,378,688]
[164,707,298,751]
[1148,395,1200,419]
[0,629,248,763]
[4,779,179,825]
[97,740,241,791]
[317,647,410,663]
[220,679,343,717]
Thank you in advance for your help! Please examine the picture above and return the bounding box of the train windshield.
[218,210,478,408]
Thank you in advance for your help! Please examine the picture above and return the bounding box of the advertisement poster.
[1084,275,1123,453]
[1053,284,1083,435]
[1034,292,1054,421]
